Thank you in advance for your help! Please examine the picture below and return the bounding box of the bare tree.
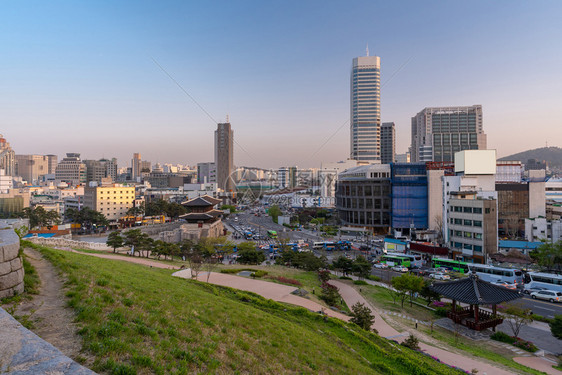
[433,214,444,244]
[504,304,532,338]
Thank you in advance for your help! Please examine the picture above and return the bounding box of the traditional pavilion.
[430,272,523,331]
[179,195,223,224]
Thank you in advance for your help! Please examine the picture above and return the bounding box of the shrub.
[349,302,374,330]
[401,334,420,351]
[264,275,302,286]
[353,280,368,286]
[491,331,511,343]
[320,282,341,306]
[252,270,268,278]
[491,331,537,352]
[318,269,331,283]
[532,313,555,324]
[434,307,448,317]
[367,275,381,282]
[339,276,352,280]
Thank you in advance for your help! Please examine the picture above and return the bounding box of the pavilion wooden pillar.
[492,304,497,331]
[452,300,456,313]
[474,305,479,323]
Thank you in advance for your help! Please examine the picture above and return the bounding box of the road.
[507,295,562,319]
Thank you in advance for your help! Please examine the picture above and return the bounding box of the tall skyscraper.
[197,162,217,184]
[55,153,86,186]
[381,122,396,164]
[15,155,49,184]
[410,105,487,163]
[131,153,141,180]
[350,53,381,164]
[215,122,234,192]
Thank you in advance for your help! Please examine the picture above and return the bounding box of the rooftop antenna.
[226,114,230,123]
[366,43,369,56]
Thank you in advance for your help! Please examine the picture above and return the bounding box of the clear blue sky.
[2,1,561,168]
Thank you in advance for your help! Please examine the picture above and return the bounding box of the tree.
[65,207,109,233]
[237,243,265,265]
[401,334,420,351]
[352,255,371,280]
[22,206,61,229]
[106,231,124,253]
[349,302,375,331]
[333,256,353,276]
[531,241,562,273]
[420,280,441,306]
[320,283,341,306]
[503,305,532,338]
[181,239,204,279]
[391,273,423,308]
[549,315,562,340]
[267,205,282,223]
[124,229,152,257]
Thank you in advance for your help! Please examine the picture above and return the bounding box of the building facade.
[15,155,49,184]
[83,184,135,221]
[197,162,217,184]
[0,135,15,176]
[448,191,497,263]
[215,122,234,192]
[381,122,395,164]
[410,105,487,162]
[350,55,381,163]
[55,153,86,186]
[390,163,428,231]
[335,164,391,232]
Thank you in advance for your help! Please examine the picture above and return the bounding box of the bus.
[526,272,562,293]
[432,258,469,273]
[468,264,524,286]
[267,230,278,239]
[313,242,325,250]
[387,253,422,269]
[324,242,337,251]
[244,231,253,240]
[381,255,411,268]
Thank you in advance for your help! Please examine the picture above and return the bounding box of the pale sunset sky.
[1,1,561,168]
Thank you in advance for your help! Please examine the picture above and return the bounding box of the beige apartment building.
[84,184,135,221]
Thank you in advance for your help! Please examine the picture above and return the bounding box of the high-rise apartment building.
[350,55,381,164]
[55,153,86,186]
[381,122,395,164]
[410,105,486,162]
[215,122,234,192]
[15,155,49,184]
[0,135,15,176]
[46,155,58,174]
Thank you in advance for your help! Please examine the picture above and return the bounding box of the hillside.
[27,243,462,375]
[499,146,562,168]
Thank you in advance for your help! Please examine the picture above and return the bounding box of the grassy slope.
[27,242,463,375]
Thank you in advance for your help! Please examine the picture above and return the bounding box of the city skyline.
[2,1,562,168]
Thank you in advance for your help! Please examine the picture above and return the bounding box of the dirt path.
[14,248,84,360]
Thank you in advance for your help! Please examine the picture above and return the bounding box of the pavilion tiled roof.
[430,273,523,305]
[181,195,222,207]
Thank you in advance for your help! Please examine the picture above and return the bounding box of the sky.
[1,1,562,169]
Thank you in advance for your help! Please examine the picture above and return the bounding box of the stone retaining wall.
[0,229,24,299]
[0,307,95,374]
[27,237,113,251]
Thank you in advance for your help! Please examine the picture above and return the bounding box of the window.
[455,230,462,236]
[485,208,491,214]
[454,218,462,225]
[463,243,472,250]
[464,219,472,226]
[473,207,482,214]
[453,206,462,212]
[474,233,482,239]
[473,221,482,227]
[474,245,482,252]
[463,207,472,213]
[464,232,472,238]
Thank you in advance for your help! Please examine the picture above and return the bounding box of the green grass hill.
[26,242,463,374]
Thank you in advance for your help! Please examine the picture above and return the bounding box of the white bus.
[468,264,524,287]
[526,272,562,293]
[386,253,423,268]
[313,242,325,250]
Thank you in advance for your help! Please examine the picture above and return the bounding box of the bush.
[491,331,538,352]
[434,307,448,317]
[401,334,420,351]
[353,280,368,286]
[367,275,381,282]
[532,313,555,324]
[265,275,302,286]
[339,276,352,280]
[251,270,268,278]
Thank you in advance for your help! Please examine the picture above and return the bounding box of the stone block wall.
[0,229,24,299]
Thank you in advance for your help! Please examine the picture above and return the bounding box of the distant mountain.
[499,147,562,168]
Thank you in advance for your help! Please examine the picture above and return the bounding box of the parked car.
[523,286,546,295]
[494,281,517,290]
[392,265,409,273]
[430,273,450,280]
[373,263,388,269]
[530,290,562,303]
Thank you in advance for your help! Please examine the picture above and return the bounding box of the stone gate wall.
[0,229,24,299]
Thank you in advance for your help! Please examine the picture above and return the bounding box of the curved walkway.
[46,248,561,375]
